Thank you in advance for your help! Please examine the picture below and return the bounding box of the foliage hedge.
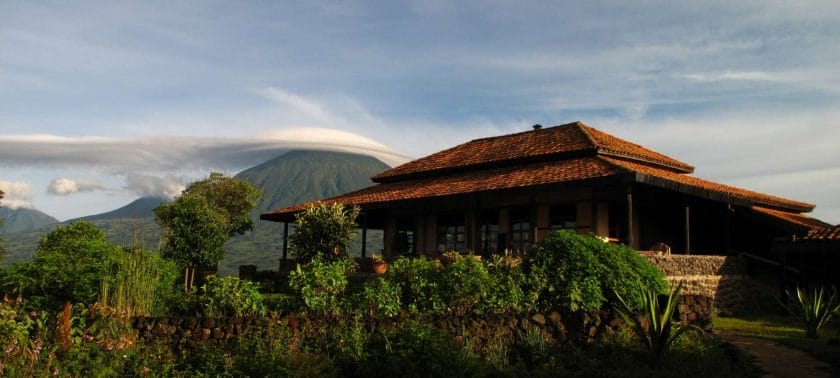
[528,230,667,312]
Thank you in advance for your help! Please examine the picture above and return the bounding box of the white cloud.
[124,174,187,200]
[47,177,111,195]
[0,126,411,174]
[0,180,33,209]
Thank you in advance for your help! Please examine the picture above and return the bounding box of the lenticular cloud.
[0,128,409,175]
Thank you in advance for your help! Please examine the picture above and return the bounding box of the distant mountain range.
[0,207,58,234]
[1,150,390,274]
[68,196,168,223]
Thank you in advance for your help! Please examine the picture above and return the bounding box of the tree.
[156,194,229,270]
[154,173,260,289]
[180,172,262,236]
[289,202,360,262]
[1,221,123,308]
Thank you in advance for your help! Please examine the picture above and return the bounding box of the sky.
[0,1,839,224]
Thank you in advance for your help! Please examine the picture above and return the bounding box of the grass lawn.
[714,314,840,368]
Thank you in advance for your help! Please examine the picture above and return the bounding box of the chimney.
[532,124,543,130]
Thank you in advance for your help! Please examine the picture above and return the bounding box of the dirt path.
[716,331,835,378]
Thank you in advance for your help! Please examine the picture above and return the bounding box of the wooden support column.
[724,204,732,253]
[627,186,634,249]
[361,215,368,258]
[282,222,289,261]
[590,188,599,236]
[684,204,691,255]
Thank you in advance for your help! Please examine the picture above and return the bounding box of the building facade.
[262,122,829,258]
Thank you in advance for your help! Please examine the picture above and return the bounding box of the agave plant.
[614,281,700,363]
[783,286,839,339]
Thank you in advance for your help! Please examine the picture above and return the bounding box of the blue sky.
[1,1,839,224]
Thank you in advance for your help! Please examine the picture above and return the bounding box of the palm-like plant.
[783,286,839,339]
[614,281,700,363]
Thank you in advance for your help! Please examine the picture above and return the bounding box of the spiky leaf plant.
[614,281,701,364]
[783,286,839,339]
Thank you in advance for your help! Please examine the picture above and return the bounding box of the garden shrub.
[441,255,493,315]
[528,230,666,312]
[359,319,481,377]
[386,257,446,314]
[288,256,355,315]
[357,277,402,318]
[200,276,267,317]
[1,222,124,309]
[289,202,360,263]
[484,255,535,314]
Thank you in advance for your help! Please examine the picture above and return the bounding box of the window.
[510,207,531,253]
[480,210,499,255]
[549,204,577,231]
[437,214,465,252]
[394,218,416,255]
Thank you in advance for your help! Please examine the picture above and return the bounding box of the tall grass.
[99,249,174,317]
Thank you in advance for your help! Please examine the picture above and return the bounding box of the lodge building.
[261,122,830,258]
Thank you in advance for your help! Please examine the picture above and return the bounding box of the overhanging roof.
[261,155,817,223]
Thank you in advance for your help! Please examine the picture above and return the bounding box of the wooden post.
[282,222,289,261]
[627,186,634,248]
[724,203,732,253]
[361,216,368,258]
[685,204,691,255]
[590,188,599,236]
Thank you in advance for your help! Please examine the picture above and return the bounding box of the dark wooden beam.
[282,222,289,261]
[627,186,634,248]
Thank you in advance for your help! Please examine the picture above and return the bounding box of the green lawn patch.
[714,314,840,369]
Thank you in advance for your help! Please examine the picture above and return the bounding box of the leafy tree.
[180,172,262,236]
[0,221,123,308]
[155,173,260,289]
[289,202,360,262]
[156,194,229,269]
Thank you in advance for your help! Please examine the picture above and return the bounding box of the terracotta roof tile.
[603,157,815,212]
[751,206,832,230]
[262,156,623,220]
[372,121,692,182]
[804,226,840,241]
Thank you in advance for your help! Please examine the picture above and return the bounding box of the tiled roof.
[803,226,840,241]
[261,154,815,221]
[371,121,693,183]
[603,157,815,212]
[262,156,624,220]
[751,206,831,230]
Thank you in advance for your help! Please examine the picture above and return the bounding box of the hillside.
[69,197,166,222]
[0,207,59,234]
[1,150,390,274]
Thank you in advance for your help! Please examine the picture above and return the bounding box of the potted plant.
[371,254,388,274]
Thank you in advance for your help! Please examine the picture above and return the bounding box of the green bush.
[288,257,355,315]
[289,202,360,263]
[200,276,267,317]
[386,257,446,314]
[484,256,534,314]
[528,230,666,312]
[357,277,402,318]
[1,222,124,309]
[441,255,493,315]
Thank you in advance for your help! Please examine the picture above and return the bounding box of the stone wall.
[132,311,625,351]
[642,254,762,315]
[131,299,714,351]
